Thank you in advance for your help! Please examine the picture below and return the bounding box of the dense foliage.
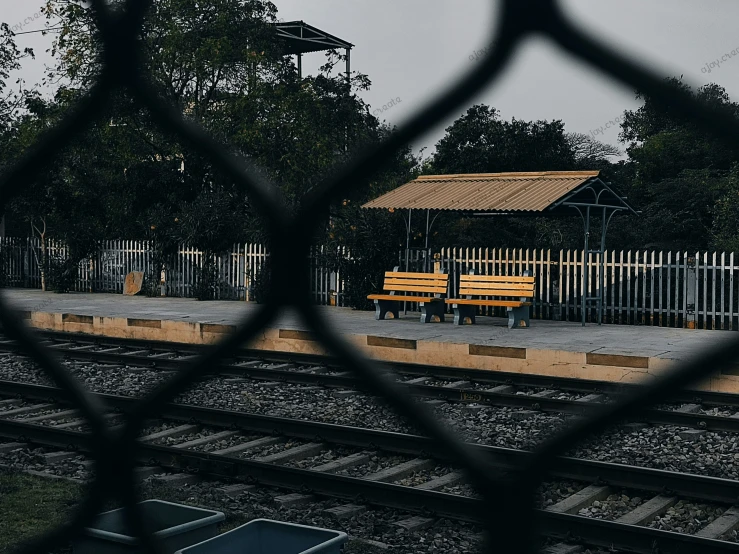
[2,5,739,305]
[615,79,739,252]
[3,0,415,298]
[419,105,622,251]
[414,83,739,254]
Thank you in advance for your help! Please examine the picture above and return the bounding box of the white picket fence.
[3,238,739,329]
[0,238,345,306]
[433,247,739,330]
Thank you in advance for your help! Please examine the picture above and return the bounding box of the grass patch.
[0,473,383,553]
[0,471,83,554]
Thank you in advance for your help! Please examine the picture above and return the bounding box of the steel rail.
[2,380,739,505]
[1,416,738,554]
[5,337,739,431]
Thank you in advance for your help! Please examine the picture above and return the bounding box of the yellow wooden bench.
[367,269,449,323]
[446,274,535,329]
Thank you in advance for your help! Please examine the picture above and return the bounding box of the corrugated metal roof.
[274,21,354,55]
[362,171,601,213]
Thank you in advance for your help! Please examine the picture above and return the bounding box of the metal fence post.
[686,256,697,329]
[551,278,561,321]
[23,239,30,288]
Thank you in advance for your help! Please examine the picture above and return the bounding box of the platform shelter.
[362,171,638,326]
[274,20,353,82]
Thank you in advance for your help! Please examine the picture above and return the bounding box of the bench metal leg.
[507,306,530,329]
[419,301,445,323]
[453,304,476,326]
[374,299,399,321]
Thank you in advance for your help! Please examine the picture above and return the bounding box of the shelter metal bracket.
[274,20,353,84]
[562,184,626,327]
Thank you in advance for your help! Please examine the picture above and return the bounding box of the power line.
[13,26,63,36]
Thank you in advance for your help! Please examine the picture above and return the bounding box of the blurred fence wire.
[2,1,739,553]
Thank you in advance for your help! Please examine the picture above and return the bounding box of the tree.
[0,24,34,138]
[0,24,35,285]
[627,169,726,251]
[566,132,622,169]
[43,0,385,214]
[5,90,143,289]
[423,105,589,250]
[711,166,739,253]
[614,79,739,250]
[431,105,576,175]
[4,1,418,297]
[323,132,420,309]
[620,79,739,185]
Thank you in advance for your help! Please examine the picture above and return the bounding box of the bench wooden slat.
[459,275,535,283]
[458,274,534,298]
[459,288,534,298]
[459,286,534,295]
[447,299,532,308]
[384,278,448,287]
[384,285,448,294]
[385,272,449,280]
[368,294,441,302]
[458,282,534,291]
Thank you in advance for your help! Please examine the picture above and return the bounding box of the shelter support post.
[346,48,351,87]
[425,210,430,250]
[582,206,590,327]
[686,256,697,328]
[572,204,619,326]
[404,209,412,315]
[423,210,443,273]
[599,208,617,325]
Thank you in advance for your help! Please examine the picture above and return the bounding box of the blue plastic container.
[74,500,225,554]
[175,519,348,554]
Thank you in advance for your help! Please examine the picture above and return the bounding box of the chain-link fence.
[2,1,739,553]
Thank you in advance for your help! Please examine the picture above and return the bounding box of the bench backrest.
[383,271,449,297]
[458,275,535,299]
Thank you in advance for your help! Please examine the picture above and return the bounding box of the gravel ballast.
[0,439,485,553]
[3,354,739,490]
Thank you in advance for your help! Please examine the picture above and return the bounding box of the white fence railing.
[0,238,345,306]
[3,238,739,329]
[433,247,738,330]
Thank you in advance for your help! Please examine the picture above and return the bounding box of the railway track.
[2,380,739,552]
[2,331,739,434]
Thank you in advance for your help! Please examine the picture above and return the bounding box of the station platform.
[2,290,737,392]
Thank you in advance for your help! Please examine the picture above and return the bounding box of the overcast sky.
[4,1,739,159]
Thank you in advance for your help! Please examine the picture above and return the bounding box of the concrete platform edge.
[21,310,739,393]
